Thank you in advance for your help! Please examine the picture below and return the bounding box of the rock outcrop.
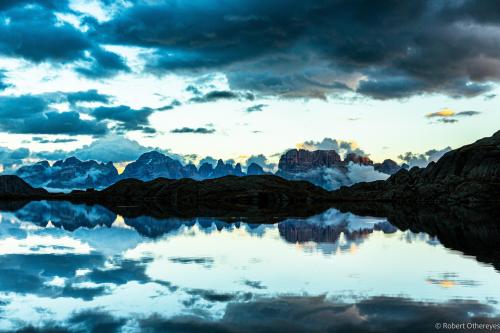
[120,151,186,181]
[247,163,265,175]
[332,131,500,204]
[97,175,331,207]
[374,159,402,175]
[278,149,342,173]
[0,175,48,197]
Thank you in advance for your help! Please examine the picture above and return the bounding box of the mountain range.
[12,148,402,190]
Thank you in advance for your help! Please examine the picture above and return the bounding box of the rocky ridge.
[332,130,500,204]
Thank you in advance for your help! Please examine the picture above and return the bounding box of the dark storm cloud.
[75,46,130,79]
[91,105,155,133]
[2,110,108,136]
[170,127,216,134]
[0,4,129,78]
[0,94,109,136]
[189,90,255,103]
[0,0,70,11]
[92,0,500,99]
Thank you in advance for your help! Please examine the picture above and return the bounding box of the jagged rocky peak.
[136,150,169,162]
[184,163,198,178]
[198,162,214,178]
[16,156,118,189]
[374,159,402,175]
[247,163,265,175]
[344,153,373,165]
[212,159,234,178]
[121,150,185,181]
[234,163,244,176]
[278,149,342,173]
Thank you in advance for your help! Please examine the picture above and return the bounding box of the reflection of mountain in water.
[5,201,277,239]
[3,200,500,270]
[14,201,116,230]
[278,209,396,244]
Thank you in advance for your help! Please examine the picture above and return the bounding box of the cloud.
[170,127,216,134]
[2,1,500,100]
[136,296,499,333]
[65,89,112,105]
[91,105,155,134]
[297,138,366,156]
[283,164,388,191]
[398,146,452,168]
[198,156,218,167]
[40,135,172,163]
[0,4,128,78]
[189,90,255,103]
[91,0,500,99]
[437,118,458,124]
[32,137,78,144]
[245,104,267,113]
[426,108,456,118]
[0,92,121,136]
[456,110,482,117]
[1,110,108,136]
[244,154,276,171]
[0,146,30,169]
[426,108,481,124]
[156,99,181,111]
[74,46,130,79]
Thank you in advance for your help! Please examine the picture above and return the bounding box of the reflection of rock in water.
[278,208,396,244]
[278,221,344,243]
[332,202,500,271]
[14,201,116,230]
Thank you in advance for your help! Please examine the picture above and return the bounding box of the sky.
[0,0,499,170]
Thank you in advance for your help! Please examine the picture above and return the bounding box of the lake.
[0,201,499,332]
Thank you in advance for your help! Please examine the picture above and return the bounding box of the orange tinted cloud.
[426,108,456,118]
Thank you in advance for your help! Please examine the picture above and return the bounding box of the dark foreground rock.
[331,130,500,204]
[74,175,332,209]
[0,175,48,199]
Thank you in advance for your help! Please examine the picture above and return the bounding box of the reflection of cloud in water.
[426,272,481,289]
[14,296,500,333]
[169,257,214,268]
[1,203,500,331]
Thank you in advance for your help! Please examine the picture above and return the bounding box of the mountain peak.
[137,151,169,161]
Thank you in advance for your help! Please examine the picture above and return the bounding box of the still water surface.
[0,201,499,332]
